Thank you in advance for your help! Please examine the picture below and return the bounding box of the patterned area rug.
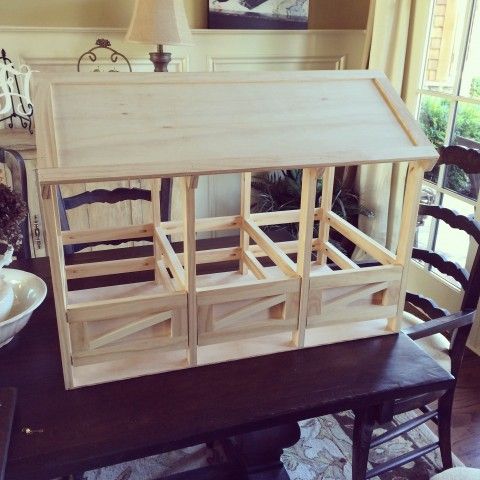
[84,410,460,480]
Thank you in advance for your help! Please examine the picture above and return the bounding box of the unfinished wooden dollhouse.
[33,70,438,389]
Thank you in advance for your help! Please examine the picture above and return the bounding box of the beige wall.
[0,0,370,30]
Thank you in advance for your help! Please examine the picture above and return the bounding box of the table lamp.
[125,0,193,72]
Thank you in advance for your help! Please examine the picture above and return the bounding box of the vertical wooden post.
[317,167,335,264]
[151,178,162,284]
[41,185,73,388]
[391,162,425,331]
[294,168,318,347]
[240,172,252,275]
[184,176,198,365]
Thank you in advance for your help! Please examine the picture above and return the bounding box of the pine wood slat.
[62,224,153,246]
[184,177,198,366]
[294,167,318,347]
[317,167,335,265]
[242,219,298,278]
[67,291,186,323]
[242,250,268,280]
[215,294,287,330]
[308,305,398,327]
[65,257,154,280]
[197,278,300,306]
[72,335,187,367]
[309,265,402,290]
[327,211,397,265]
[322,241,360,270]
[88,310,174,350]
[154,226,186,290]
[198,322,295,347]
[322,282,390,313]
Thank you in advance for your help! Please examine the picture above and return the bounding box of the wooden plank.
[67,291,186,323]
[392,162,426,331]
[327,211,397,265]
[215,294,286,330]
[34,71,438,185]
[156,259,176,292]
[126,215,241,236]
[72,335,187,366]
[41,185,73,388]
[197,277,300,306]
[243,250,268,280]
[37,144,438,185]
[294,168,318,347]
[322,281,389,312]
[151,178,162,284]
[373,77,434,150]
[242,219,298,278]
[197,305,214,334]
[88,310,173,350]
[309,265,402,290]
[317,167,335,265]
[322,241,360,270]
[184,177,198,366]
[198,322,295,347]
[308,305,397,327]
[155,226,186,290]
[65,256,154,280]
[62,224,153,246]
[179,247,241,265]
[250,241,298,257]
[251,210,301,226]
[240,172,252,274]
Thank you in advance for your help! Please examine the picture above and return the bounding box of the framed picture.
[208,0,310,30]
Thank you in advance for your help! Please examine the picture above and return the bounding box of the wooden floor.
[451,348,480,467]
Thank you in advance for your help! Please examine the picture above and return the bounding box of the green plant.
[470,77,480,98]
[455,102,480,143]
[419,96,480,196]
[418,96,449,148]
[251,169,367,255]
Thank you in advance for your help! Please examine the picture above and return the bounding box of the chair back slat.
[412,247,469,290]
[62,187,152,209]
[438,145,480,174]
[405,292,450,320]
[418,204,480,245]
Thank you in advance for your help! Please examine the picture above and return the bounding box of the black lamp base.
[149,46,171,72]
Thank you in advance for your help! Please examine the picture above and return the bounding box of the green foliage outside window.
[470,77,480,98]
[419,95,480,197]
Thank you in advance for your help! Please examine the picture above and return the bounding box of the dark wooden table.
[0,252,454,480]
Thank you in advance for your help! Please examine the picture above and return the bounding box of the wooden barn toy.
[33,71,438,389]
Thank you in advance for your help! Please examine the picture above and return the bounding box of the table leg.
[224,423,301,479]
[352,406,376,480]
[438,389,454,470]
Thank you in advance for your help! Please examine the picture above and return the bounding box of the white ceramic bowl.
[0,268,47,348]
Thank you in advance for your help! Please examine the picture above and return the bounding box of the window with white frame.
[415,0,480,284]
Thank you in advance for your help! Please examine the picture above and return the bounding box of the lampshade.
[125,0,194,46]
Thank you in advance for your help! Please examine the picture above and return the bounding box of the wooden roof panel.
[33,71,437,184]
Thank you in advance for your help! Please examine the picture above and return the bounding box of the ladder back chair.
[60,38,172,239]
[353,144,480,479]
[0,147,30,260]
[58,186,164,254]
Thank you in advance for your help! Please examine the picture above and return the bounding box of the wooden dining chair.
[352,144,480,479]
[0,148,30,260]
[63,39,172,236]
[57,186,163,254]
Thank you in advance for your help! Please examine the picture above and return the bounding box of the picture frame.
[208,0,310,30]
